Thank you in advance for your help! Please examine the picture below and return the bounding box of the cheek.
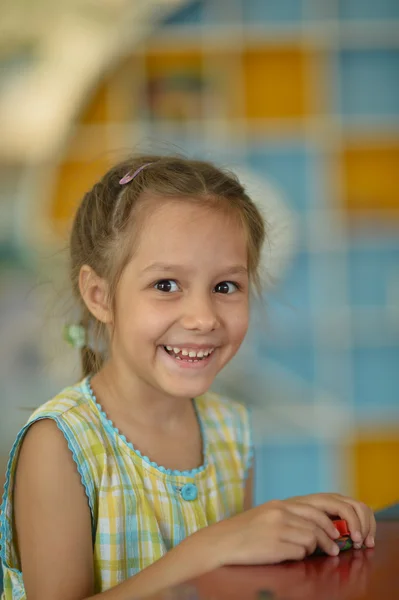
[126,299,174,337]
[227,304,249,341]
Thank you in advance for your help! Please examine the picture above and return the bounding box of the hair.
[69,154,266,377]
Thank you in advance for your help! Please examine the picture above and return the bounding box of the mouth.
[162,345,215,365]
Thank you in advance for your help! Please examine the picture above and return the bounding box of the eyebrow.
[141,262,248,276]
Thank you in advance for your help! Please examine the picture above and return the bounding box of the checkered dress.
[1,377,252,598]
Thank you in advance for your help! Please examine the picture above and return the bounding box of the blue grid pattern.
[339,50,399,118]
[353,347,399,419]
[338,0,399,20]
[255,441,338,504]
[242,0,303,23]
[246,143,311,211]
[349,243,399,307]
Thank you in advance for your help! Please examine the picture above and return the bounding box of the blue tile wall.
[349,244,399,307]
[259,345,315,384]
[338,0,399,20]
[339,50,399,118]
[353,347,399,419]
[246,143,311,212]
[255,441,337,504]
[311,251,348,309]
[271,250,311,310]
[255,295,314,346]
[313,350,353,406]
[242,0,303,23]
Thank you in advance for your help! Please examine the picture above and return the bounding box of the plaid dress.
[1,377,252,598]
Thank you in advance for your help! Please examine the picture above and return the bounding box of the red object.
[333,518,350,538]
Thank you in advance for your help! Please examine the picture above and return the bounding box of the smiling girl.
[0,156,375,600]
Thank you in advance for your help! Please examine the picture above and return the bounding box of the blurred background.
[1,0,399,515]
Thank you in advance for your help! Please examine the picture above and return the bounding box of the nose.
[180,292,220,333]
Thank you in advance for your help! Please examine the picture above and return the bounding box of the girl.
[1,156,376,600]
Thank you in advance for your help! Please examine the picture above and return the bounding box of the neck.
[90,360,193,430]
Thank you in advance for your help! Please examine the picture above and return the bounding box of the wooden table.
[148,520,399,600]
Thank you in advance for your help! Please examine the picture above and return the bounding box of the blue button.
[181,483,197,501]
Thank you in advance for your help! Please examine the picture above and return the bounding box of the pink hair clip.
[119,163,152,185]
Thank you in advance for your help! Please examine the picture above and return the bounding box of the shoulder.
[28,378,93,423]
[27,379,105,447]
[16,419,79,480]
[9,380,102,523]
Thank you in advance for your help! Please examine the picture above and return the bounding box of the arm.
[243,465,254,510]
[14,420,220,600]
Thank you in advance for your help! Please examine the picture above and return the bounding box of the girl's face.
[111,200,250,401]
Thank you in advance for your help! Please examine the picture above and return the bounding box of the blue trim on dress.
[0,426,27,572]
[244,406,254,480]
[85,376,208,478]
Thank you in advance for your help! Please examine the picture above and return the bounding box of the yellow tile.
[80,83,110,124]
[50,158,111,235]
[106,56,141,122]
[144,48,204,121]
[342,143,399,214]
[353,428,399,510]
[242,46,311,119]
[145,47,203,77]
[65,127,109,161]
[79,58,141,124]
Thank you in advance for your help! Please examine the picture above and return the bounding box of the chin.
[162,378,213,400]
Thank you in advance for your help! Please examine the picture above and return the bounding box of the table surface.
[148,520,399,600]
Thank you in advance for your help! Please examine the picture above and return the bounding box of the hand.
[288,493,376,549]
[209,497,347,566]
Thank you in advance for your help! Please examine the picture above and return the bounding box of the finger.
[331,495,375,547]
[286,502,341,540]
[366,510,377,547]
[283,522,340,558]
[334,497,370,543]
[298,495,363,545]
[269,541,308,563]
[346,498,377,548]
[311,525,341,557]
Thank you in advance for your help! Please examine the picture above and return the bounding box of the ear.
[79,265,112,324]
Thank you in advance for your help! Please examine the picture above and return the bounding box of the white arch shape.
[0,0,186,162]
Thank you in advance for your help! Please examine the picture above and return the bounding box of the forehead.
[133,198,248,264]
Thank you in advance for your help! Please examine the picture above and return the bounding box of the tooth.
[197,351,204,358]
[182,349,189,356]
[189,351,196,357]
[166,346,173,351]
[203,350,209,356]
[173,347,180,354]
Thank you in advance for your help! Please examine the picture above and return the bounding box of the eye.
[214,281,239,294]
[154,279,179,293]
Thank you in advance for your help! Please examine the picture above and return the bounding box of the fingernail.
[331,545,340,556]
[366,535,375,547]
[333,528,341,539]
[354,542,362,550]
[352,531,362,543]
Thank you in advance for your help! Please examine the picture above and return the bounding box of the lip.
[162,343,217,350]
